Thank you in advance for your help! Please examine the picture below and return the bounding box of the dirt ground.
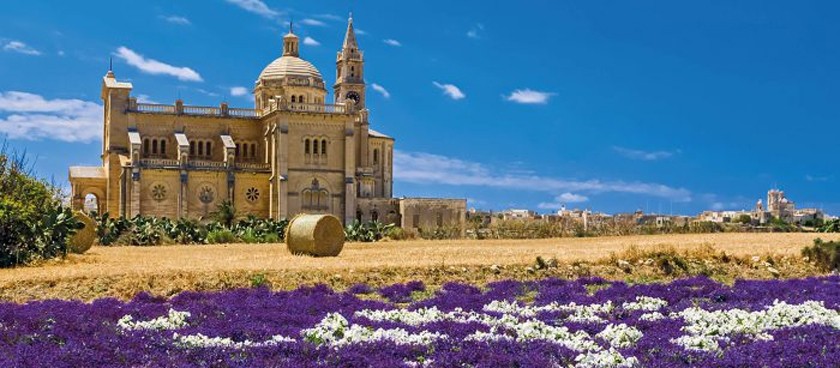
[1,233,836,303]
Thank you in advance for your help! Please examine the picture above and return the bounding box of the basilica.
[69,17,465,232]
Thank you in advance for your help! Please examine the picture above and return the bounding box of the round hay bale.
[285,214,345,257]
[68,211,96,254]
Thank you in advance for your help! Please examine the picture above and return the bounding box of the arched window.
[321,139,327,155]
[350,66,355,78]
[206,142,212,157]
[242,144,248,158]
[373,149,379,164]
[299,95,305,103]
[152,139,158,154]
[143,139,150,156]
[160,140,166,155]
[235,144,240,157]
[189,141,195,156]
[371,211,379,222]
[313,140,319,155]
[198,141,204,156]
[291,95,296,103]
[251,144,257,158]
[304,139,310,154]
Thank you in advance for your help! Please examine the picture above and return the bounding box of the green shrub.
[0,145,81,267]
[818,219,840,233]
[344,220,394,242]
[206,229,237,244]
[802,238,840,272]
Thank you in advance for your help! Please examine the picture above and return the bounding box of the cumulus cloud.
[505,89,554,104]
[224,0,280,19]
[432,82,465,100]
[114,46,203,82]
[371,83,390,99]
[300,18,326,27]
[613,146,677,161]
[315,14,343,21]
[467,23,484,39]
[303,37,320,46]
[393,150,692,202]
[230,86,249,97]
[3,41,41,55]
[383,39,402,47]
[135,94,159,104]
[0,91,102,142]
[538,193,590,209]
[161,15,191,25]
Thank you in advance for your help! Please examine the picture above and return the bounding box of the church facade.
[69,17,465,233]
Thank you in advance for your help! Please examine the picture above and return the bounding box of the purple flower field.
[1,276,838,367]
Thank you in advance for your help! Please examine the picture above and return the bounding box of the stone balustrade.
[130,100,348,118]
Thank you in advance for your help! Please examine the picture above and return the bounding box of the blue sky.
[1,1,838,215]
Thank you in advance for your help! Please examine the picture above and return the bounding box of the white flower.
[575,347,640,368]
[639,312,665,321]
[173,332,295,349]
[117,308,190,331]
[622,296,668,312]
[670,300,840,352]
[596,324,643,348]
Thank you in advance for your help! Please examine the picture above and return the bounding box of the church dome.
[258,55,323,81]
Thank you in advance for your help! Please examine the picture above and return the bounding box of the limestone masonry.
[69,16,465,233]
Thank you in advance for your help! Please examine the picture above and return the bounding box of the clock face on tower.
[345,91,360,105]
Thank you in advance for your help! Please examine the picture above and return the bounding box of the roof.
[220,134,236,149]
[69,166,105,179]
[368,129,393,140]
[127,131,141,145]
[259,56,323,82]
[175,133,189,147]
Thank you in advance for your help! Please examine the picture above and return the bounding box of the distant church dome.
[258,30,323,83]
[259,55,323,81]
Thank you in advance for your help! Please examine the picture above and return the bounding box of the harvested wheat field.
[2,233,837,302]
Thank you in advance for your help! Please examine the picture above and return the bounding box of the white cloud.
[612,146,677,161]
[303,37,320,46]
[195,88,219,97]
[3,41,41,56]
[0,91,102,143]
[161,15,191,25]
[315,14,343,21]
[505,89,554,104]
[467,23,484,39]
[300,18,326,27]
[371,83,390,99]
[224,0,280,19]
[393,150,692,202]
[538,193,590,209]
[383,39,402,47]
[355,29,368,35]
[432,82,466,100]
[135,94,159,104]
[806,174,831,182]
[114,46,203,82]
[230,86,248,97]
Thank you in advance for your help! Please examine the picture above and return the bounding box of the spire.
[342,13,358,50]
[106,56,115,78]
[282,20,299,57]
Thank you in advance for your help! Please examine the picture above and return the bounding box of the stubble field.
[1,233,837,303]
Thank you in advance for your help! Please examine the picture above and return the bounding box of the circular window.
[246,187,260,202]
[151,184,167,201]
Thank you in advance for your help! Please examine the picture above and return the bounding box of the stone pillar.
[278,123,289,219]
[179,171,188,218]
[344,122,356,225]
[130,168,140,217]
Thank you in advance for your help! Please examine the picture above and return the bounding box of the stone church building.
[69,17,465,233]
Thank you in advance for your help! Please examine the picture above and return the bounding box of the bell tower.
[334,14,365,109]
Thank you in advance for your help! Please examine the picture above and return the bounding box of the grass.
[1,233,837,303]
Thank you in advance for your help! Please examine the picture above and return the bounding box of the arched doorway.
[84,193,100,215]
